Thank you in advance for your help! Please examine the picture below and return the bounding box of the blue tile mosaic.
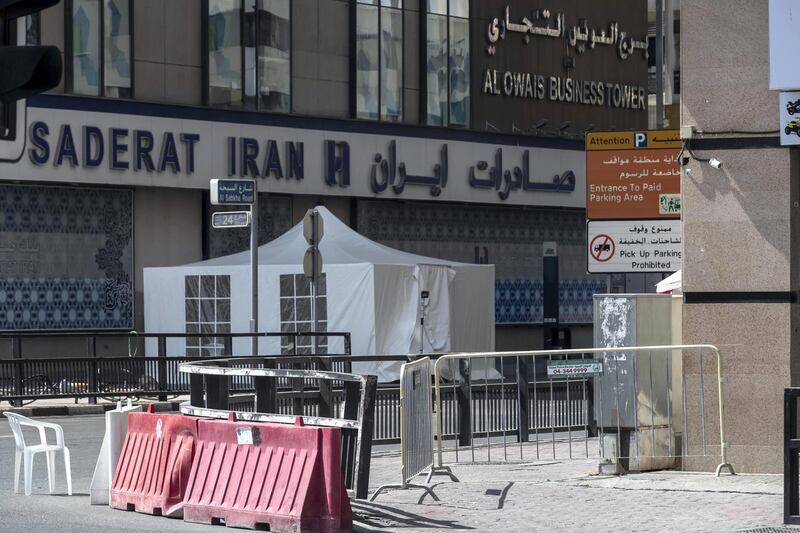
[495,279,608,325]
[0,277,130,329]
[0,185,133,330]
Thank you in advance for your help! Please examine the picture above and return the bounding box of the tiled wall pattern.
[0,185,133,330]
[357,201,606,324]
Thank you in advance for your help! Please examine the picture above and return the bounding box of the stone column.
[681,0,800,473]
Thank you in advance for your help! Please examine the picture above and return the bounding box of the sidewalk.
[0,396,186,417]
[362,450,794,532]
[0,402,795,532]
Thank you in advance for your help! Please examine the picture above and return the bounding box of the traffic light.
[0,0,62,162]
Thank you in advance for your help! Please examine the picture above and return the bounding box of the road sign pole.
[302,209,324,355]
[312,211,320,355]
[250,194,258,356]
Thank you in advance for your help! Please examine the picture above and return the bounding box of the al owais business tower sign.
[473,1,649,135]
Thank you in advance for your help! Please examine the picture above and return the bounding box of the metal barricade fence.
[370,357,457,502]
[178,358,378,499]
[433,345,735,477]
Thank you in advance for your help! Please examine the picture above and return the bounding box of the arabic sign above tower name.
[472,1,649,135]
[487,6,649,60]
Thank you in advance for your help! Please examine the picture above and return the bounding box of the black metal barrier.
[0,331,350,406]
[786,388,800,524]
[180,357,378,500]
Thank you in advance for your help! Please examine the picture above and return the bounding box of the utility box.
[593,294,682,472]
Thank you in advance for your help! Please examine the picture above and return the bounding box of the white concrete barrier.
[90,400,142,505]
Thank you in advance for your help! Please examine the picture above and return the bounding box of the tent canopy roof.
[191,206,471,268]
[656,270,682,294]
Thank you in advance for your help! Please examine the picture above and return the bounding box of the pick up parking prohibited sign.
[546,359,603,380]
[587,220,682,274]
[589,234,615,263]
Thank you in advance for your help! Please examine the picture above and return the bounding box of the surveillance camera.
[709,158,722,169]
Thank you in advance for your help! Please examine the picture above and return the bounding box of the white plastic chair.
[3,412,72,496]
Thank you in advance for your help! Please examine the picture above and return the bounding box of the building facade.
[2,1,649,352]
[681,0,798,473]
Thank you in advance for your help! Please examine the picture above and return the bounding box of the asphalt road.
[0,414,222,533]
[0,414,794,532]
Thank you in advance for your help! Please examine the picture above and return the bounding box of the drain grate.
[738,528,800,533]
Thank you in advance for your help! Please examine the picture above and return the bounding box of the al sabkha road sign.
[587,219,681,274]
[210,179,256,205]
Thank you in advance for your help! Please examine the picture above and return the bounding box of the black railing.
[786,388,800,524]
[0,356,591,448]
[0,331,350,405]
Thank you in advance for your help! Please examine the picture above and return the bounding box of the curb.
[2,401,183,418]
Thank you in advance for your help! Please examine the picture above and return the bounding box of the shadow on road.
[352,500,475,531]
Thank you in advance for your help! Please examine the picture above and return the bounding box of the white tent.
[143,207,495,381]
[656,270,682,294]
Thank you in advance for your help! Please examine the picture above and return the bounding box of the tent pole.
[250,193,259,356]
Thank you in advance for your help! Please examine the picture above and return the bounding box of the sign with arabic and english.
[779,91,800,146]
[210,179,256,205]
[585,130,681,220]
[546,359,603,379]
[212,211,251,229]
[23,103,585,209]
[473,1,649,135]
[587,220,681,274]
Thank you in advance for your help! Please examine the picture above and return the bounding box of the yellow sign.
[586,130,682,151]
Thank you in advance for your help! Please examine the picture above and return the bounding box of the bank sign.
[17,99,585,209]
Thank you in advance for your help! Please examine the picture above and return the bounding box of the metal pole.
[655,0,664,129]
[312,210,319,356]
[250,193,259,356]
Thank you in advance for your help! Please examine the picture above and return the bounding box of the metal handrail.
[0,331,353,338]
[433,344,734,477]
[177,356,378,499]
[180,358,364,383]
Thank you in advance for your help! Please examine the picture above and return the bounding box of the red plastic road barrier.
[110,407,198,517]
[182,416,353,532]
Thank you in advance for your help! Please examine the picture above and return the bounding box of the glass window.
[104,0,132,97]
[356,0,403,122]
[425,1,469,127]
[70,0,131,98]
[209,0,242,106]
[184,274,232,357]
[208,0,290,113]
[279,274,327,355]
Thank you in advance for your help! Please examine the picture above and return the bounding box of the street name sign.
[210,179,256,205]
[212,211,251,229]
